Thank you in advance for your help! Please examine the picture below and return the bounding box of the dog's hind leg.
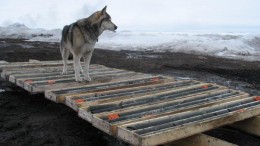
[60,25,70,75]
[73,54,83,82]
[83,51,93,81]
[61,46,70,75]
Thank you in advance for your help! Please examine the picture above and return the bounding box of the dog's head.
[95,6,117,32]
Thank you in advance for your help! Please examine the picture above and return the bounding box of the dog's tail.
[60,25,70,54]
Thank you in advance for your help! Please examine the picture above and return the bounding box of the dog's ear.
[101,6,107,15]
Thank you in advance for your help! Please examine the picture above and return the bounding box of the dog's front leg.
[73,54,83,82]
[83,51,93,81]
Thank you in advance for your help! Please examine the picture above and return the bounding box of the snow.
[97,31,260,61]
[0,23,260,61]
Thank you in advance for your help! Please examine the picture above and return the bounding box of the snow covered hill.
[0,23,60,42]
[0,23,260,61]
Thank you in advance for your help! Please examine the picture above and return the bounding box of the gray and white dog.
[60,6,117,82]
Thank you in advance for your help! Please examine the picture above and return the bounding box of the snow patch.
[0,89,5,93]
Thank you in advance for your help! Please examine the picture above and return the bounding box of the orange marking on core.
[108,113,120,121]
[151,77,160,82]
[254,96,260,101]
[75,99,85,103]
[143,115,153,118]
[201,85,209,89]
[25,79,33,83]
[236,109,246,113]
[47,80,56,84]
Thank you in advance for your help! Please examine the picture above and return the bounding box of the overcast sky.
[1,0,260,32]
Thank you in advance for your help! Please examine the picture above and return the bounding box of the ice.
[0,23,260,61]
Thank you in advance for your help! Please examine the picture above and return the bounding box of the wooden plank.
[7,63,103,72]
[77,83,221,121]
[81,83,214,112]
[79,108,93,122]
[0,60,76,72]
[79,80,182,121]
[25,71,144,93]
[117,97,260,146]
[0,60,69,65]
[29,59,41,63]
[0,60,73,71]
[1,60,65,65]
[77,80,204,122]
[0,60,9,65]
[45,76,166,103]
[1,64,105,80]
[19,69,126,86]
[93,88,246,117]
[47,75,165,95]
[66,80,195,111]
[11,68,113,85]
[1,66,68,79]
[169,133,238,146]
[13,69,122,85]
[0,61,106,71]
[90,90,248,136]
[93,89,237,117]
[45,74,154,103]
[79,84,218,122]
[231,116,260,136]
[78,83,220,123]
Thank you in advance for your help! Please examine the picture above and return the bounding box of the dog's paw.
[75,77,83,82]
[62,71,68,75]
[84,76,92,82]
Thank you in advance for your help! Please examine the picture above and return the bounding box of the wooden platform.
[1,60,259,146]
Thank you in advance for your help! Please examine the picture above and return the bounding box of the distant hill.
[0,23,61,42]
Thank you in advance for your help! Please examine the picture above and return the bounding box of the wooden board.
[79,82,220,123]
[0,60,73,71]
[90,89,249,136]
[45,76,167,103]
[22,70,139,93]
[66,80,198,111]
[0,60,9,65]
[1,62,153,95]
[1,64,104,80]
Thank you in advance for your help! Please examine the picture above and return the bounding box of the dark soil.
[0,39,259,146]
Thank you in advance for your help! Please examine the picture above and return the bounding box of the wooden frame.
[1,60,259,146]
